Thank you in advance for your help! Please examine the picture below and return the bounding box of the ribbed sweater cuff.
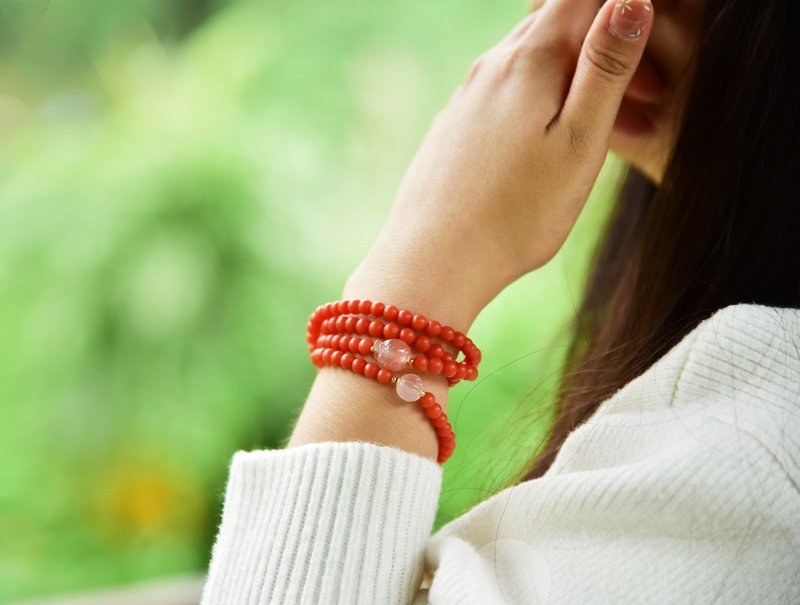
[201,441,443,605]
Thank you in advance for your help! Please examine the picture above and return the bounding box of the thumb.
[557,0,654,147]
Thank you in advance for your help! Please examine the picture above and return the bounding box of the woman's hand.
[347,0,654,332]
[291,0,654,460]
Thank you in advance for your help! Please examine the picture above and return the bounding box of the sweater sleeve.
[200,441,442,605]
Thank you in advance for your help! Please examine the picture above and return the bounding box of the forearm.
[287,250,496,461]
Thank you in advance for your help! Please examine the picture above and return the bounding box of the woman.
[201,0,800,602]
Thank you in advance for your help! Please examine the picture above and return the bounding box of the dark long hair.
[522,0,800,481]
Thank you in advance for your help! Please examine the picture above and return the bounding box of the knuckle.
[583,43,635,81]
[498,45,529,76]
[465,57,483,83]
[564,120,591,156]
[520,36,574,65]
[465,51,491,83]
[497,36,572,79]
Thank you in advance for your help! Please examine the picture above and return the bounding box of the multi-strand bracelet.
[306,300,482,464]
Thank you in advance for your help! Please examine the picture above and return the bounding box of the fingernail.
[609,0,652,41]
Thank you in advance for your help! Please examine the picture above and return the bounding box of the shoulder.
[602,302,799,414]
[674,303,800,429]
[673,303,800,482]
[549,304,800,479]
[688,303,800,379]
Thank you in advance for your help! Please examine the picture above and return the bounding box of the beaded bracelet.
[312,330,478,384]
[306,300,482,464]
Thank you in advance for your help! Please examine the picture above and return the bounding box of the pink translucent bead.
[396,373,425,402]
[374,339,412,371]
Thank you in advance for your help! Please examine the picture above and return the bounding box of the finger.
[522,0,599,50]
[556,0,654,145]
[510,0,601,116]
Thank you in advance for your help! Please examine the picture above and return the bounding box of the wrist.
[345,243,508,334]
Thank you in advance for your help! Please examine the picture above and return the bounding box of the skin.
[600,0,707,182]
[289,0,703,461]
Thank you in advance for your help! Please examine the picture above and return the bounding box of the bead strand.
[310,310,481,387]
[307,301,481,366]
[310,346,455,463]
[312,332,478,385]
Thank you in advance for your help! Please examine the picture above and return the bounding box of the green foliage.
[0,0,621,599]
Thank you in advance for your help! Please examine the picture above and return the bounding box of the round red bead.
[370,301,385,317]
[348,300,361,313]
[358,338,374,356]
[429,343,444,358]
[426,405,442,419]
[452,333,466,348]
[412,355,428,372]
[356,318,370,334]
[340,353,355,369]
[364,363,379,379]
[397,309,413,326]
[352,357,367,374]
[399,328,416,344]
[384,305,399,321]
[412,314,428,331]
[383,323,400,339]
[443,360,458,378]
[376,368,393,384]
[368,320,384,337]
[413,335,431,353]
[440,326,455,342]
[428,358,444,374]
[419,393,435,408]
[330,350,343,366]
[426,320,442,337]
[345,316,358,332]
[359,300,373,315]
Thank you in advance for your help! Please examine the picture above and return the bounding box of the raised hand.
[347,0,654,332]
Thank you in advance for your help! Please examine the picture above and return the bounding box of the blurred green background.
[0,0,624,601]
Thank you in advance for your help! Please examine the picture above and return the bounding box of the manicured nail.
[609,0,652,41]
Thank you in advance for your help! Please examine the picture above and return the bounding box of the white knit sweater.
[200,304,800,604]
